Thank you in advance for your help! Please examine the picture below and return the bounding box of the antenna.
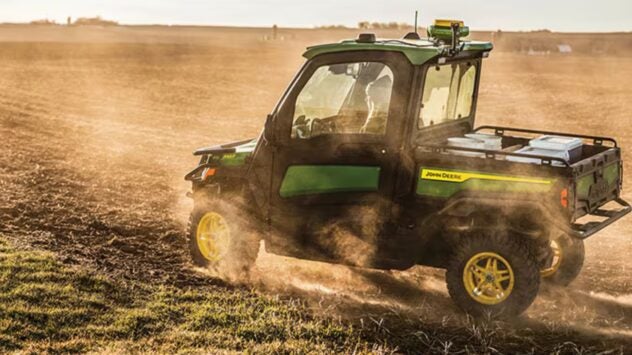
[403,10,421,40]
[414,10,418,34]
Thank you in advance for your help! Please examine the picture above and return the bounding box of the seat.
[360,75,392,134]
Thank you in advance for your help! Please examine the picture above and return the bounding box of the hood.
[193,138,257,167]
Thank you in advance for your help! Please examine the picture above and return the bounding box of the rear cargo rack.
[474,126,618,147]
[416,144,570,167]
[568,198,631,239]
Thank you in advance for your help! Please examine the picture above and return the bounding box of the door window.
[292,62,394,139]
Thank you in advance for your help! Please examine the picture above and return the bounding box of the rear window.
[419,62,477,128]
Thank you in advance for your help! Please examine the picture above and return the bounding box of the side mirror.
[263,114,276,145]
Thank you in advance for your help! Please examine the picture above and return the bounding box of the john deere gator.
[185,20,630,317]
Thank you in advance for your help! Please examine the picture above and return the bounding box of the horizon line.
[1,21,630,35]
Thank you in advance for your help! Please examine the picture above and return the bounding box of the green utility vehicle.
[185,20,630,317]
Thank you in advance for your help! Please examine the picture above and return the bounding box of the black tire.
[446,229,541,318]
[187,197,260,282]
[542,233,584,286]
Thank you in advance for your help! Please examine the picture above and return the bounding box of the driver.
[360,75,392,134]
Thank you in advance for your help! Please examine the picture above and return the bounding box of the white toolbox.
[464,133,503,150]
[528,135,583,162]
[506,146,569,167]
[446,137,486,157]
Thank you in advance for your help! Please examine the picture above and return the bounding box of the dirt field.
[0,25,631,353]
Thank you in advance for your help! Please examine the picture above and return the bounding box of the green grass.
[0,238,378,354]
[2,237,629,354]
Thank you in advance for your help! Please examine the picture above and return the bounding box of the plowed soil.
[0,25,631,352]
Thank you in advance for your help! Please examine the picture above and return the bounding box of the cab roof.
[303,38,493,65]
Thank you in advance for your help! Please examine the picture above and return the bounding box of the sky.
[1,0,630,32]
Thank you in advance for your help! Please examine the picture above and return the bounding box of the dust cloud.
[0,25,630,348]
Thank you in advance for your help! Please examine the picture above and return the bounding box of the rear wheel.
[446,230,540,317]
[540,233,584,286]
[188,198,260,281]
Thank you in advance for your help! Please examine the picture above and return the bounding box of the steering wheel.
[309,117,336,137]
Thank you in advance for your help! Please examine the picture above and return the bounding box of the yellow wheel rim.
[540,239,563,277]
[196,212,230,263]
[463,252,515,305]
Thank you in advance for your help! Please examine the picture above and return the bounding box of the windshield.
[292,62,394,139]
[418,62,477,128]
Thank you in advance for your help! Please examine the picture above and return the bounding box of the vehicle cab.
[254,22,492,265]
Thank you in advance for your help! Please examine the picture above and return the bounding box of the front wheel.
[187,198,260,281]
[446,230,541,318]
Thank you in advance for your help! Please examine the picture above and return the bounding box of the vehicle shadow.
[253,251,457,321]
[253,252,632,352]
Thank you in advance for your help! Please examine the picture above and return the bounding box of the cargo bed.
[416,125,631,239]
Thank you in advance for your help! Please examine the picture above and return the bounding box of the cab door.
[266,51,414,265]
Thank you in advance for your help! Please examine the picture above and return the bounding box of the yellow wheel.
[540,239,562,277]
[195,212,231,263]
[446,231,540,317]
[188,198,260,277]
[463,252,515,305]
[541,233,584,286]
